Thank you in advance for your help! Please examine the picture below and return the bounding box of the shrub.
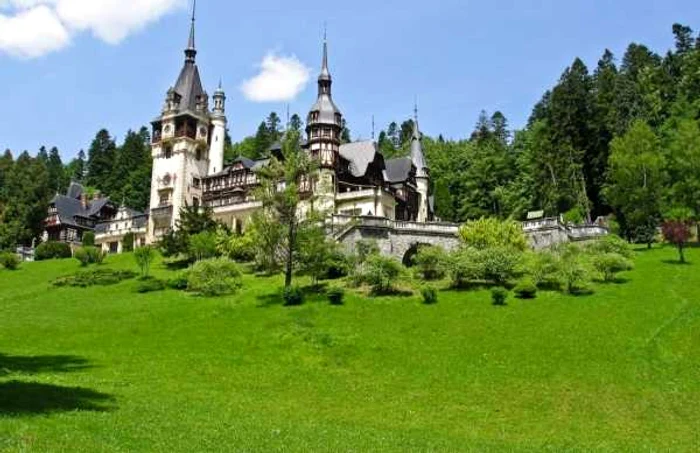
[215,228,255,262]
[528,251,562,290]
[123,233,135,253]
[587,235,633,259]
[53,269,137,287]
[35,241,72,261]
[189,231,218,261]
[134,278,166,294]
[167,271,189,290]
[514,277,538,299]
[327,286,345,305]
[491,287,509,306]
[449,248,485,288]
[421,286,438,305]
[324,250,351,280]
[74,246,105,266]
[557,246,593,294]
[0,252,21,270]
[459,217,528,251]
[356,239,380,264]
[134,246,155,278]
[481,246,522,285]
[283,285,304,306]
[82,231,95,247]
[187,258,242,297]
[413,245,448,281]
[593,253,634,282]
[363,255,404,295]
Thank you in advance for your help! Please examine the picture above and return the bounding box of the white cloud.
[241,53,311,103]
[0,0,185,58]
[0,6,69,58]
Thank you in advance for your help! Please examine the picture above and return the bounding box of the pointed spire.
[185,0,197,63]
[412,97,421,139]
[410,99,427,177]
[319,23,331,81]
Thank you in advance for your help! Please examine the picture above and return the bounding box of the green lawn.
[0,247,698,451]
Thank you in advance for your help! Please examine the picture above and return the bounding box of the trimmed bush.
[413,246,448,281]
[491,287,509,306]
[74,246,105,266]
[327,286,345,305]
[324,250,351,280]
[187,258,242,297]
[82,231,95,247]
[421,286,438,305]
[593,253,634,282]
[514,277,538,299]
[283,285,304,306]
[0,252,21,270]
[35,241,72,261]
[135,278,166,294]
[123,233,135,253]
[53,269,137,288]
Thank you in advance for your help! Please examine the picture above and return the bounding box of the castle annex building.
[146,8,434,242]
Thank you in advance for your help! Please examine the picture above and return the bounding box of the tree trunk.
[679,244,686,264]
[285,219,295,288]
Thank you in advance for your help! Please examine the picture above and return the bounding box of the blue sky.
[0,0,698,159]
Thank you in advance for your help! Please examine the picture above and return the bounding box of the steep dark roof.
[173,62,205,113]
[53,196,86,228]
[340,141,379,178]
[384,157,413,183]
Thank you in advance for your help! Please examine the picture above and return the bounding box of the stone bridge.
[331,215,608,263]
[331,215,461,265]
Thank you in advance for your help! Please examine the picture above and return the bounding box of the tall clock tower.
[147,3,225,241]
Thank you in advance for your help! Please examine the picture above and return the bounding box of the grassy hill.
[0,247,698,451]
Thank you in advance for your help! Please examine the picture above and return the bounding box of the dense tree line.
[0,127,152,248]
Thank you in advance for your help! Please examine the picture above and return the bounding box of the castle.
[146,7,434,243]
[44,6,437,255]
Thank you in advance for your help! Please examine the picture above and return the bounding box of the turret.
[209,80,227,175]
[410,104,431,222]
[306,32,343,169]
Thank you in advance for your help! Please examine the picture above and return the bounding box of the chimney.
[81,193,88,209]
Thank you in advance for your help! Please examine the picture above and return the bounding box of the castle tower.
[410,105,431,222]
[306,32,343,212]
[147,1,213,241]
[209,80,227,175]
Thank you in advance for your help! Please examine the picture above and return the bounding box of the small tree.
[188,231,218,262]
[662,219,692,263]
[297,224,337,286]
[255,130,318,288]
[134,246,155,278]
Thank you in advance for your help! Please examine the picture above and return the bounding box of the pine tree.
[86,129,117,194]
